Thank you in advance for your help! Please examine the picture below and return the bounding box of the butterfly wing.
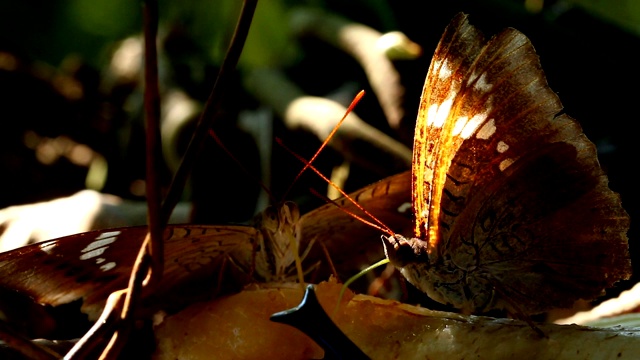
[297,170,413,280]
[0,225,258,320]
[452,137,630,313]
[402,13,630,314]
[149,225,258,314]
[412,13,486,248]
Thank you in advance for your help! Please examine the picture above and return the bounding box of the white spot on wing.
[474,72,493,93]
[432,98,453,128]
[79,247,107,260]
[39,242,57,254]
[95,231,122,240]
[452,116,468,136]
[497,141,509,153]
[499,158,514,171]
[466,71,479,86]
[427,103,438,126]
[423,167,434,182]
[438,59,452,80]
[100,262,116,272]
[78,230,122,268]
[476,119,496,140]
[460,112,489,139]
[81,236,117,253]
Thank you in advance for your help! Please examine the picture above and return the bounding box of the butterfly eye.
[259,206,279,230]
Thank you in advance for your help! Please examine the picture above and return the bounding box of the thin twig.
[68,1,165,358]
[65,290,127,359]
[142,0,164,292]
[101,252,152,359]
[100,1,164,356]
[160,0,259,225]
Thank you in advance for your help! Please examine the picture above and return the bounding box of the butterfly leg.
[285,238,322,283]
[315,237,340,280]
[489,278,546,338]
[298,237,316,264]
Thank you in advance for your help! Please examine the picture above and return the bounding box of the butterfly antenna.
[281,90,365,200]
[277,138,394,236]
[208,128,276,204]
[309,189,392,236]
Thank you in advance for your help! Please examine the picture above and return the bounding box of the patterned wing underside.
[409,13,630,313]
[412,13,485,247]
[0,225,258,320]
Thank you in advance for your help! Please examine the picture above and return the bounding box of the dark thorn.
[270,284,369,360]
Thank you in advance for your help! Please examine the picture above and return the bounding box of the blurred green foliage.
[569,0,640,36]
[0,0,296,69]
[163,0,298,68]
[0,0,139,67]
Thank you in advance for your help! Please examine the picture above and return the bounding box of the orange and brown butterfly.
[379,13,631,316]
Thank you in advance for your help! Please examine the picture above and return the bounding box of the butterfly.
[0,170,412,325]
[380,13,631,316]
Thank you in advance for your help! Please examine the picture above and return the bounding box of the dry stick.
[160,0,259,226]
[65,290,128,359]
[90,1,165,358]
[141,0,164,291]
[65,1,165,358]
[100,254,153,359]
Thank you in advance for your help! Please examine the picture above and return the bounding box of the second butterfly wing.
[0,225,258,321]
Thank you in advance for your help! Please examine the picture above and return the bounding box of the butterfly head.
[381,234,430,268]
[251,201,302,281]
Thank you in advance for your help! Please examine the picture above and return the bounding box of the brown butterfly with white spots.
[0,171,412,323]
[380,13,631,316]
